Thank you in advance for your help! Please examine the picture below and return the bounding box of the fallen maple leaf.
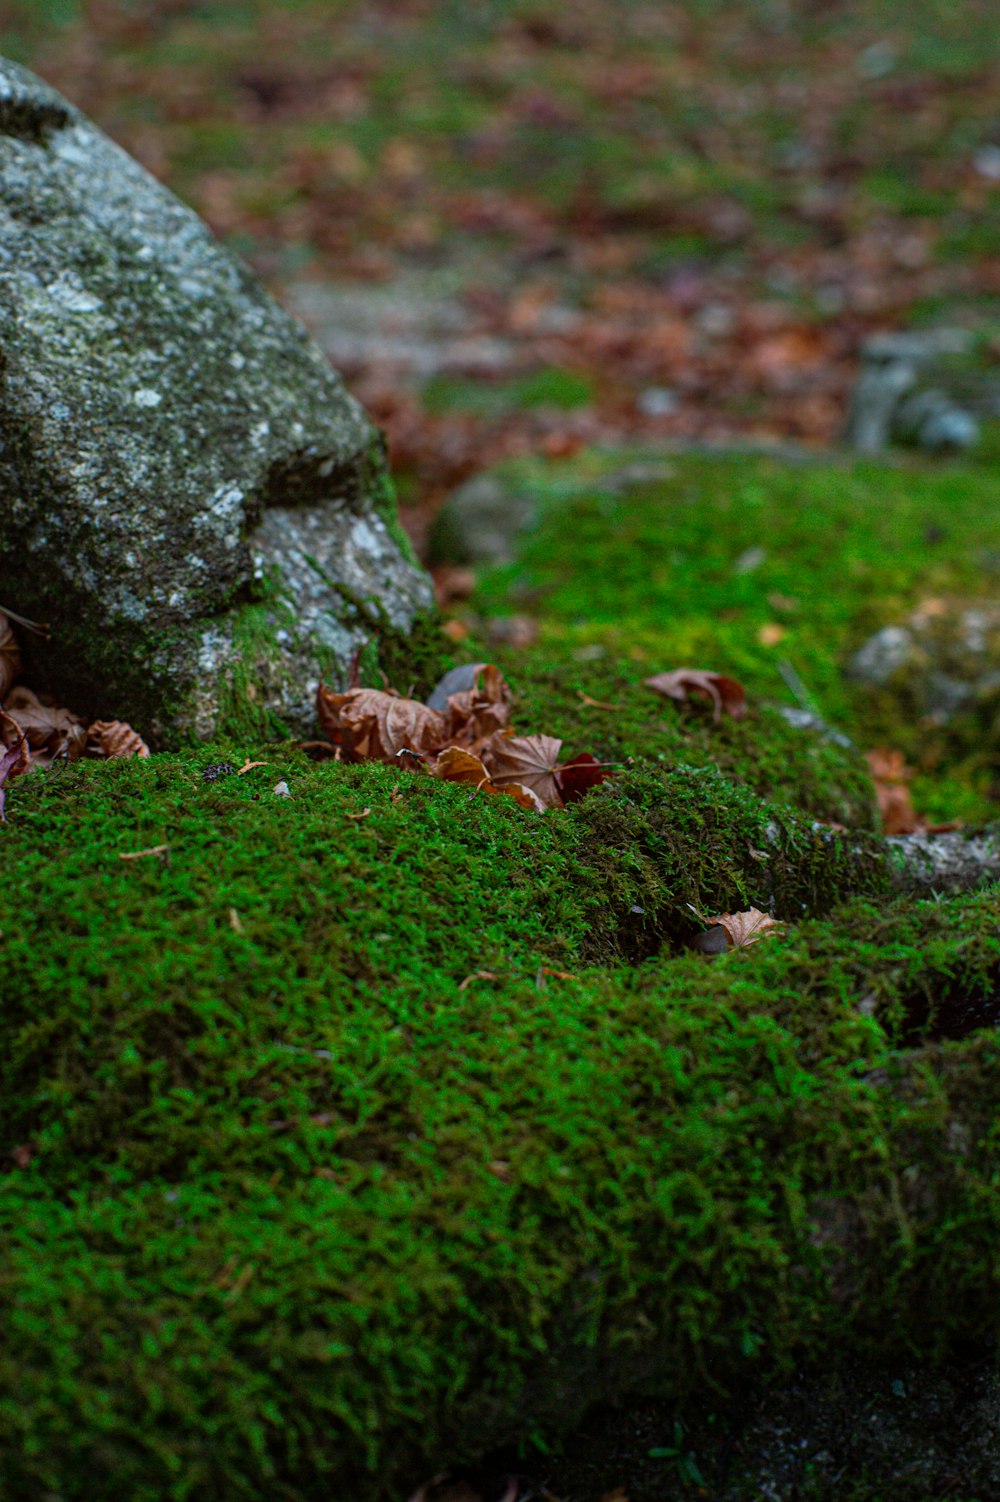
[483,730,564,808]
[432,745,493,788]
[433,746,541,810]
[644,668,747,723]
[0,612,21,699]
[555,751,617,804]
[439,662,513,749]
[318,684,447,762]
[86,720,150,759]
[1,686,86,765]
[702,908,785,950]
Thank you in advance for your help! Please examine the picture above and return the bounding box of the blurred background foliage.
[5,0,1000,511]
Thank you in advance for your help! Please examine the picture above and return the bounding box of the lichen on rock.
[0,55,433,743]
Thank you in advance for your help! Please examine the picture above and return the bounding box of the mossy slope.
[469,447,1000,822]
[1,751,998,1500]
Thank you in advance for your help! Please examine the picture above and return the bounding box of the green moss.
[3,447,1000,1499]
[422,368,596,418]
[0,751,998,1499]
[362,430,420,567]
[468,448,1000,821]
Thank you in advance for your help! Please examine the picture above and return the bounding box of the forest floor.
[4,4,1000,1499]
[7,0,1000,528]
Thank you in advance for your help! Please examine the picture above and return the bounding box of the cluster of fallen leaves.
[317,661,615,811]
[0,610,150,820]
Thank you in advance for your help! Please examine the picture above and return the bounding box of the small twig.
[0,604,50,638]
[457,970,502,991]
[118,843,170,863]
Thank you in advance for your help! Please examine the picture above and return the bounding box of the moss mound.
[4,449,1000,1498]
[1,744,998,1500]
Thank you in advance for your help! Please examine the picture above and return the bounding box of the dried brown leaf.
[433,746,541,810]
[441,662,513,749]
[866,748,919,835]
[432,745,494,789]
[2,686,86,765]
[0,613,21,700]
[317,683,447,762]
[86,720,150,759]
[483,730,564,809]
[706,908,785,949]
[644,668,747,723]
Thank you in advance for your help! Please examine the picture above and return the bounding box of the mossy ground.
[2,451,1000,1500]
[467,445,1000,821]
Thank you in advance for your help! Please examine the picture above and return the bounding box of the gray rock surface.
[428,471,539,566]
[849,598,1000,729]
[0,57,433,742]
[845,328,985,455]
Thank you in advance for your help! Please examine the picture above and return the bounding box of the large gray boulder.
[0,57,433,742]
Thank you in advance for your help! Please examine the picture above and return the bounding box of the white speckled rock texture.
[0,57,433,741]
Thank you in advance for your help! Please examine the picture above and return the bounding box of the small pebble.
[273,780,291,798]
[202,761,236,783]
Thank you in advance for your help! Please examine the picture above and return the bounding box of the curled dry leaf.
[0,612,22,699]
[644,668,747,723]
[440,662,513,749]
[703,907,785,950]
[432,745,493,789]
[86,720,151,759]
[483,731,564,809]
[433,745,541,810]
[318,684,447,763]
[2,686,86,765]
